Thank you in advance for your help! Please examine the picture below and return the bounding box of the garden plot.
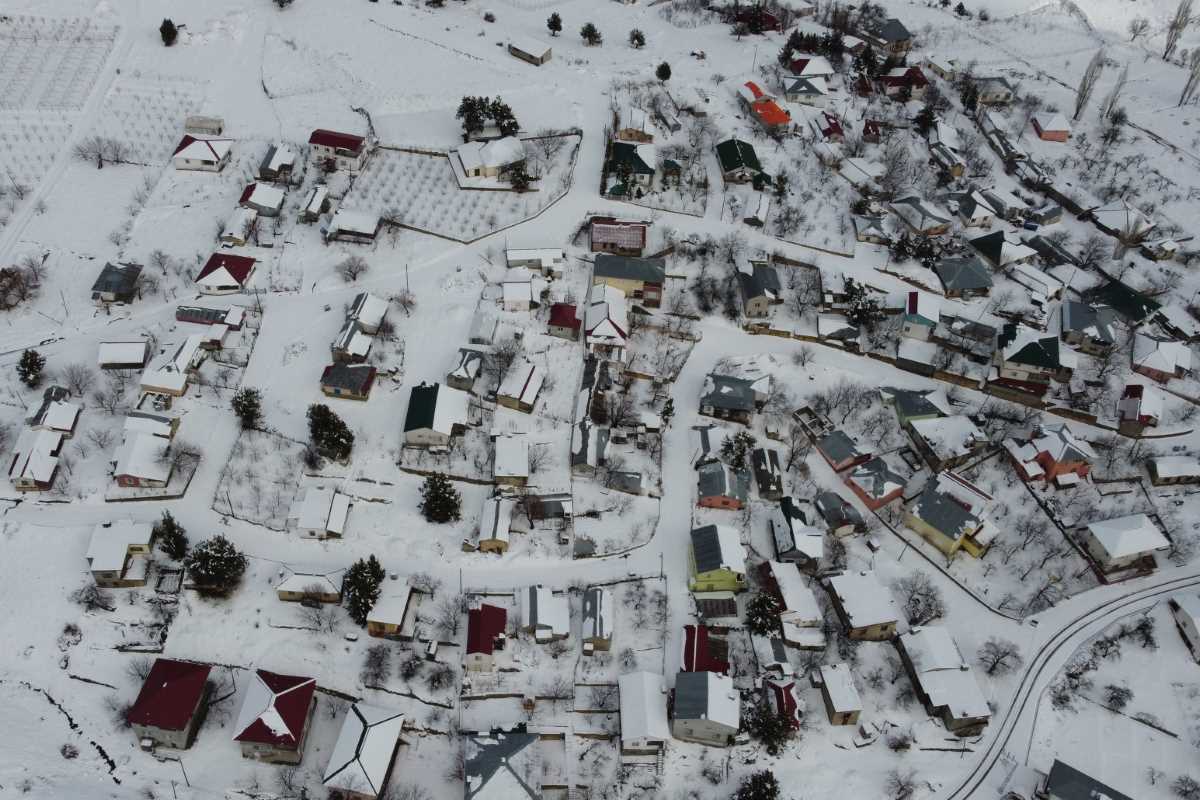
[621,161,709,217]
[0,16,116,111]
[213,429,308,530]
[0,112,72,202]
[344,137,579,242]
[572,578,669,686]
[90,76,207,165]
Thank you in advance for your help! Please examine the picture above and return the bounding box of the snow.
[618,671,670,747]
[323,704,405,796]
[826,571,900,629]
[1084,514,1171,561]
[819,664,862,714]
[85,520,152,573]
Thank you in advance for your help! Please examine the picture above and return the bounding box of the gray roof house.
[91,262,143,305]
[593,254,666,286]
[737,261,783,318]
[815,429,868,472]
[699,374,758,423]
[934,255,993,298]
[697,461,750,508]
[671,670,739,746]
[1042,760,1132,800]
[465,729,541,800]
[1060,300,1117,354]
[815,491,864,536]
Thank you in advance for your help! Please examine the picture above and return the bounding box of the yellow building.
[688,525,748,593]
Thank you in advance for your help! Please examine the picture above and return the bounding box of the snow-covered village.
[4,0,1200,798]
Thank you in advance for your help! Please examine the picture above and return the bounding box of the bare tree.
[361,643,392,685]
[528,443,550,473]
[1164,0,1194,61]
[885,769,918,800]
[489,337,522,385]
[977,637,1024,676]
[892,572,945,626]
[338,255,370,283]
[392,289,417,317]
[1101,63,1128,120]
[1128,16,1150,41]
[1181,48,1200,106]
[71,583,115,612]
[60,363,96,398]
[436,593,468,637]
[1074,48,1106,121]
[86,428,114,450]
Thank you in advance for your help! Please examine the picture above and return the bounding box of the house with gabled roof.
[321,362,377,401]
[584,283,629,362]
[173,135,232,171]
[1003,423,1094,485]
[816,429,870,472]
[1132,334,1192,383]
[581,587,613,653]
[548,302,581,341]
[1060,300,1117,355]
[762,560,824,649]
[140,334,206,397]
[233,669,317,764]
[326,209,381,244]
[825,571,900,640]
[1032,112,1071,142]
[112,432,172,488]
[87,520,154,588]
[688,525,747,592]
[970,230,1037,269]
[367,586,415,639]
[934,254,992,299]
[902,291,940,341]
[457,136,526,179]
[288,486,351,539]
[844,457,906,510]
[493,433,529,487]
[891,195,952,236]
[782,74,828,106]
[126,658,213,749]
[699,373,758,424]
[403,382,470,448]
[475,495,514,554]
[819,663,862,725]
[1080,513,1169,574]
[993,323,1077,394]
[880,386,951,427]
[945,189,996,228]
[697,462,750,510]
[770,495,824,569]
[239,182,285,217]
[879,65,928,100]
[764,679,804,729]
[1041,760,1133,800]
[9,428,63,491]
[606,141,656,194]
[715,138,763,183]
[220,206,257,247]
[259,144,295,183]
[1117,383,1164,436]
[975,76,1015,105]
[519,585,569,643]
[91,261,143,306]
[309,129,369,172]
[447,347,485,393]
[196,253,256,295]
[815,491,864,536]
[906,472,997,558]
[737,80,791,131]
[862,17,912,56]
[619,672,670,760]
[589,217,647,256]
[464,604,507,671]
[907,415,988,471]
[1089,198,1155,244]
[276,565,344,603]
[27,386,80,438]
[896,626,991,736]
[323,704,405,800]
[593,253,665,307]
[671,670,739,746]
[497,359,545,413]
[737,259,782,318]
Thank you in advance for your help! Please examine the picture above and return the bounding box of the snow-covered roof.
[329,208,380,236]
[493,434,529,479]
[900,626,990,721]
[909,415,986,461]
[673,670,739,729]
[691,525,747,575]
[263,144,295,173]
[771,497,825,562]
[404,382,471,436]
[350,292,389,330]
[819,664,862,713]
[618,672,669,743]
[1032,112,1071,133]
[367,586,413,627]
[1085,514,1170,561]
[585,282,629,346]
[323,704,405,796]
[221,207,257,241]
[113,433,170,483]
[124,412,174,439]
[292,487,351,535]
[457,137,526,172]
[304,186,328,216]
[173,135,232,163]
[240,182,285,210]
[826,571,899,628]
[519,586,569,638]
[498,360,545,408]
[333,320,373,359]
[582,586,612,642]
[31,399,80,433]
[1151,456,1200,480]
[910,471,996,546]
[506,248,564,270]
[233,670,317,748]
[276,567,342,597]
[1133,334,1192,376]
[790,54,835,78]
[1092,198,1154,237]
[86,520,153,573]
[98,340,148,366]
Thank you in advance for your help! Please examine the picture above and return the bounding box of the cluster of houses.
[321,291,389,401]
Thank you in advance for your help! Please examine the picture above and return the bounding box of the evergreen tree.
[547,12,562,37]
[745,592,781,635]
[343,555,385,626]
[734,769,783,800]
[17,349,45,388]
[661,398,674,427]
[307,404,354,461]
[419,472,462,523]
[629,28,645,48]
[914,105,936,136]
[508,163,531,192]
[961,82,978,112]
[955,1,968,16]
[456,96,488,140]
[656,61,672,83]
[184,535,246,594]
[580,22,602,45]
[854,44,879,77]
[773,172,788,198]
[720,430,757,470]
[160,18,178,46]
[890,232,913,262]
[154,511,188,561]
[490,99,519,137]
[231,387,263,430]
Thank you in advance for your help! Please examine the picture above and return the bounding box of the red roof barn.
[465,603,508,670]
[681,624,730,674]
[126,658,213,748]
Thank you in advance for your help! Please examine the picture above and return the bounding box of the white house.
[348,292,389,335]
[584,283,630,363]
[172,135,233,171]
[220,207,258,247]
[323,704,406,800]
[140,334,206,397]
[403,382,471,448]
[618,672,670,760]
[8,428,62,491]
[1082,514,1170,573]
[456,137,526,179]
[767,561,825,649]
[493,433,529,487]
[671,670,739,746]
[195,253,256,295]
[86,520,153,588]
[288,486,351,539]
[897,626,991,736]
[497,360,545,414]
[519,585,569,642]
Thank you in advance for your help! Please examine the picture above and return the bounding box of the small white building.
[322,704,406,800]
[519,585,569,642]
[493,433,529,487]
[767,561,825,649]
[506,247,565,277]
[289,487,351,539]
[348,292,389,335]
[326,209,381,244]
[220,207,258,247]
[98,340,150,370]
[140,334,206,397]
[8,428,62,491]
[618,672,670,760]
[497,360,545,414]
[276,566,343,603]
[1081,514,1170,573]
[86,520,154,588]
[456,137,526,179]
[475,496,514,554]
[172,135,233,172]
[1169,593,1200,663]
[825,571,901,640]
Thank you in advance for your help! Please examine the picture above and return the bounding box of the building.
[606,141,656,193]
[220,207,257,246]
[90,261,143,306]
[970,231,1037,269]
[770,496,824,569]
[322,704,405,800]
[1041,760,1133,800]
[825,571,900,640]
[737,260,782,318]
[994,323,1077,394]
[906,472,997,559]
[844,457,906,510]
[744,193,771,228]
[879,65,929,99]
[975,76,1015,105]
[681,625,730,673]
[548,303,581,340]
[497,359,545,413]
[140,334,206,397]
[233,670,317,764]
[326,209,381,244]
[764,560,825,648]
[447,348,485,393]
[1090,198,1155,244]
[321,363,377,401]
[464,604,507,671]
[1032,112,1071,142]
[763,679,803,729]
[1060,301,1117,355]
[366,587,414,638]
[818,664,862,725]
[259,144,296,182]
[671,671,739,746]
[715,138,764,183]
[309,129,368,172]
[592,254,665,307]
[8,428,63,491]
[1168,593,1200,663]
[86,520,153,588]
[239,182,285,216]
[195,253,256,295]
[584,283,629,363]
[750,447,784,500]
[507,247,565,276]
[816,429,870,473]
[98,339,150,370]
[581,586,613,652]
[907,415,987,471]
[27,386,80,437]
[736,80,791,131]
[934,255,993,299]
[1081,514,1170,574]
[589,218,647,256]
[276,567,343,603]
[782,75,828,106]
[1132,334,1192,383]
[288,487,351,539]
[493,433,529,487]
[896,626,991,736]
[901,291,940,341]
[464,729,542,799]
[172,135,232,171]
[508,37,551,65]
[697,462,750,510]
[815,491,864,536]
[688,525,747,592]
[457,137,526,178]
[891,195,952,236]
[126,658,213,749]
[1147,455,1200,487]
[300,186,329,222]
[1003,423,1094,485]
[332,319,373,364]
[403,382,470,448]
[946,190,996,228]
[699,373,758,424]
[618,672,670,760]
[862,17,912,56]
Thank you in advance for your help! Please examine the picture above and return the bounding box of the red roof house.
[308,129,366,155]
[879,66,929,99]
[308,129,369,171]
[737,82,791,130]
[465,604,507,671]
[548,302,582,340]
[765,680,803,729]
[816,112,845,142]
[196,253,257,295]
[233,670,317,764]
[126,658,213,749]
[589,217,647,256]
[681,624,730,674]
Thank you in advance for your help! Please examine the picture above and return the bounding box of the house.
[699,373,758,424]
[1032,112,1071,142]
[934,255,993,299]
[788,54,835,80]
[763,679,803,729]
[879,66,928,100]
[880,386,950,427]
[826,571,900,640]
[1117,383,1164,436]
[1084,279,1160,326]
[975,76,1015,105]
[902,291,940,341]
[140,334,206,397]
[606,141,656,196]
[1147,455,1200,486]
[737,260,782,318]
[751,447,784,500]
[8,428,63,491]
[403,382,470,448]
[715,138,763,183]
[891,195,952,236]
[818,664,862,725]
[907,415,987,471]
[497,359,545,413]
[320,362,377,401]
[736,80,790,130]
[671,670,739,746]
[1081,514,1170,573]
[475,496,514,554]
[896,626,991,736]
[233,670,317,764]
[818,313,859,347]
[90,261,143,306]
[124,411,178,441]
[1168,593,1200,662]
[195,253,256,295]
[613,104,659,143]
[571,419,609,476]
[782,75,828,106]
[326,209,381,244]
[970,230,1037,269]
[770,496,825,568]
[367,587,417,640]
[994,323,1077,393]
[220,207,258,246]
[309,129,368,172]
[1132,334,1192,383]
[610,469,646,496]
[239,183,285,217]
[184,115,224,136]
[1060,301,1117,355]
[98,339,150,370]
[811,111,845,142]
[1041,760,1134,800]
[126,658,212,749]
[584,283,630,363]
[906,472,997,559]
[1023,234,1077,268]
[331,319,372,363]
[258,144,296,182]
[276,567,343,603]
[688,525,747,592]
[508,37,551,65]
[853,214,890,244]
[547,303,582,340]
[1029,202,1063,225]
[764,560,824,648]
[289,486,351,539]
[463,604,506,671]
[815,491,865,536]
[348,292,389,334]
[581,587,613,652]
[172,135,232,171]
[322,704,405,800]
[589,217,647,256]
[1090,198,1155,244]
[507,247,565,276]
[27,386,80,437]
[112,432,171,488]
[1003,423,1094,485]
[618,672,670,759]
[493,433,529,487]
[519,585,569,643]
[696,462,750,510]
[300,186,329,222]
[844,458,906,510]
[925,55,958,80]
[86,520,153,588]
[862,17,912,56]
[457,137,526,178]
[932,142,967,177]
[447,348,485,392]
[592,254,665,307]
[816,429,869,473]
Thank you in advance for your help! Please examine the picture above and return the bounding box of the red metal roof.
[239,184,256,204]
[466,604,507,655]
[126,658,212,731]
[549,302,581,330]
[590,219,647,249]
[309,129,365,153]
[767,681,802,729]
[197,253,257,284]
[681,625,729,674]
[233,670,317,747]
[753,99,791,127]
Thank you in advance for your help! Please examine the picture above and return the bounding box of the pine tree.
[456,96,487,140]
[155,511,188,560]
[160,18,178,46]
[184,535,246,594]
[231,388,262,430]
[656,61,672,84]
[420,472,462,523]
[720,430,757,469]
[489,99,519,137]
[307,404,354,461]
[629,28,645,48]
[17,349,45,388]
[661,398,674,427]
[743,700,795,756]
[734,769,782,800]
[343,555,385,626]
[745,592,781,635]
[854,44,879,77]
[580,22,602,46]
[508,163,531,192]
[547,12,562,37]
